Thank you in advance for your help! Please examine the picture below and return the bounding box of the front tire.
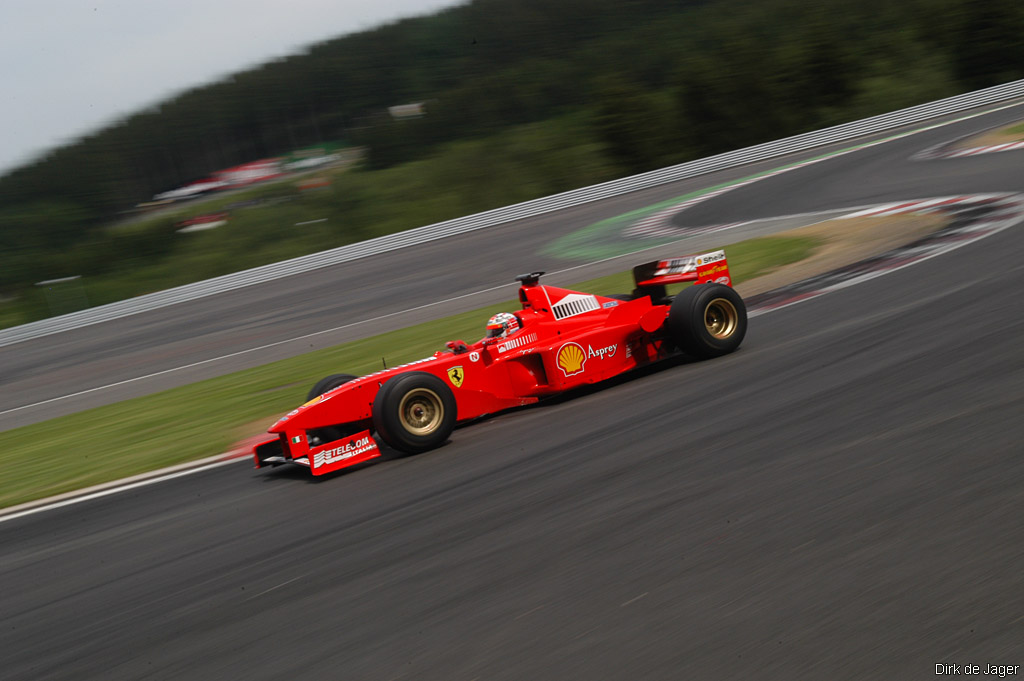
[306,373,359,446]
[372,372,457,454]
[667,283,747,358]
[306,373,357,401]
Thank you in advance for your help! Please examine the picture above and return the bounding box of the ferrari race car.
[252,250,747,475]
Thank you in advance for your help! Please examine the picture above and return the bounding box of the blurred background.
[1,0,1022,328]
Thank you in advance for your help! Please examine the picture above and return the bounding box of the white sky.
[0,0,464,174]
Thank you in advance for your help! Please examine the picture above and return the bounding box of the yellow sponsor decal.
[447,366,465,388]
[556,342,587,377]
[301,395,323,408]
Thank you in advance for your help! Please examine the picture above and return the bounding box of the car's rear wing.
[633,250,732,287]
[631,250,732,301]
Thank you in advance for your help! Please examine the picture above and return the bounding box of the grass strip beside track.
[0,236,815,509]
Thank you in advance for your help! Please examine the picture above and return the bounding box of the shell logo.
[556,342,587,377]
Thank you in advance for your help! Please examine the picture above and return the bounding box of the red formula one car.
[252,250,746,475]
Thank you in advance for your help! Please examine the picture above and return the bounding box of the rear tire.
[372,372,457,454]
[667,283,747,358]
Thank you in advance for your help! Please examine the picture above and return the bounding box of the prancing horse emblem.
[447,366,464,388]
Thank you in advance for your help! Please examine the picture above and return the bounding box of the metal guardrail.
[3,79,1024,348]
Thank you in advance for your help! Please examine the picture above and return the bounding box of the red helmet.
[485,312,520,339]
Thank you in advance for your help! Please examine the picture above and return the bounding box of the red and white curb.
[747,193,1024,315]
[627,115,1024,241]
[837,194,1012,219]
[916,140,1024,160]
[622,119,1020,242]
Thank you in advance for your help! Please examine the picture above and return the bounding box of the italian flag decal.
[291,435,302,444]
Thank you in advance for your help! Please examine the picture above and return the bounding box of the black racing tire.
[667,283,747,359]
[372,372,457,454]
[306,373,358,402]
[306,373,359,446]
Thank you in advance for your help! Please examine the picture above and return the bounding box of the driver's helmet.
[486,312,520,339]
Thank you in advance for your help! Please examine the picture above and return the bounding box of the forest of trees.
[1,0,1022,322]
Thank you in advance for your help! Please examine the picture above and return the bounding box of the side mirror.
[445,340,469,354]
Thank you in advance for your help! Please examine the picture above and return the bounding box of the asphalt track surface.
[2,104,1024,679]
[4,100,1024,431]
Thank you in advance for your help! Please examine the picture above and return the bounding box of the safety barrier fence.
[3,78,1023,348]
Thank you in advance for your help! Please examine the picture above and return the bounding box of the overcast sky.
[0,0,464,174]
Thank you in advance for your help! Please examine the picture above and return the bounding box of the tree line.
[0,0,1022,300]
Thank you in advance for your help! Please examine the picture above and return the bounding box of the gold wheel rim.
[704,298,738,339]
[398,388,444,435]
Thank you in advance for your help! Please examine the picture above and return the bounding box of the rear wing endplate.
[633,249,732,288]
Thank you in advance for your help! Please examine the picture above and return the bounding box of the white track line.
[0,458,241,524]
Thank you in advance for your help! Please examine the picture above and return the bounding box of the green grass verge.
[1004,121,1024,136]
[0,235,816,509]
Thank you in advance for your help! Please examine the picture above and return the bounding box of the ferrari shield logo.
[447,366,464,388]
